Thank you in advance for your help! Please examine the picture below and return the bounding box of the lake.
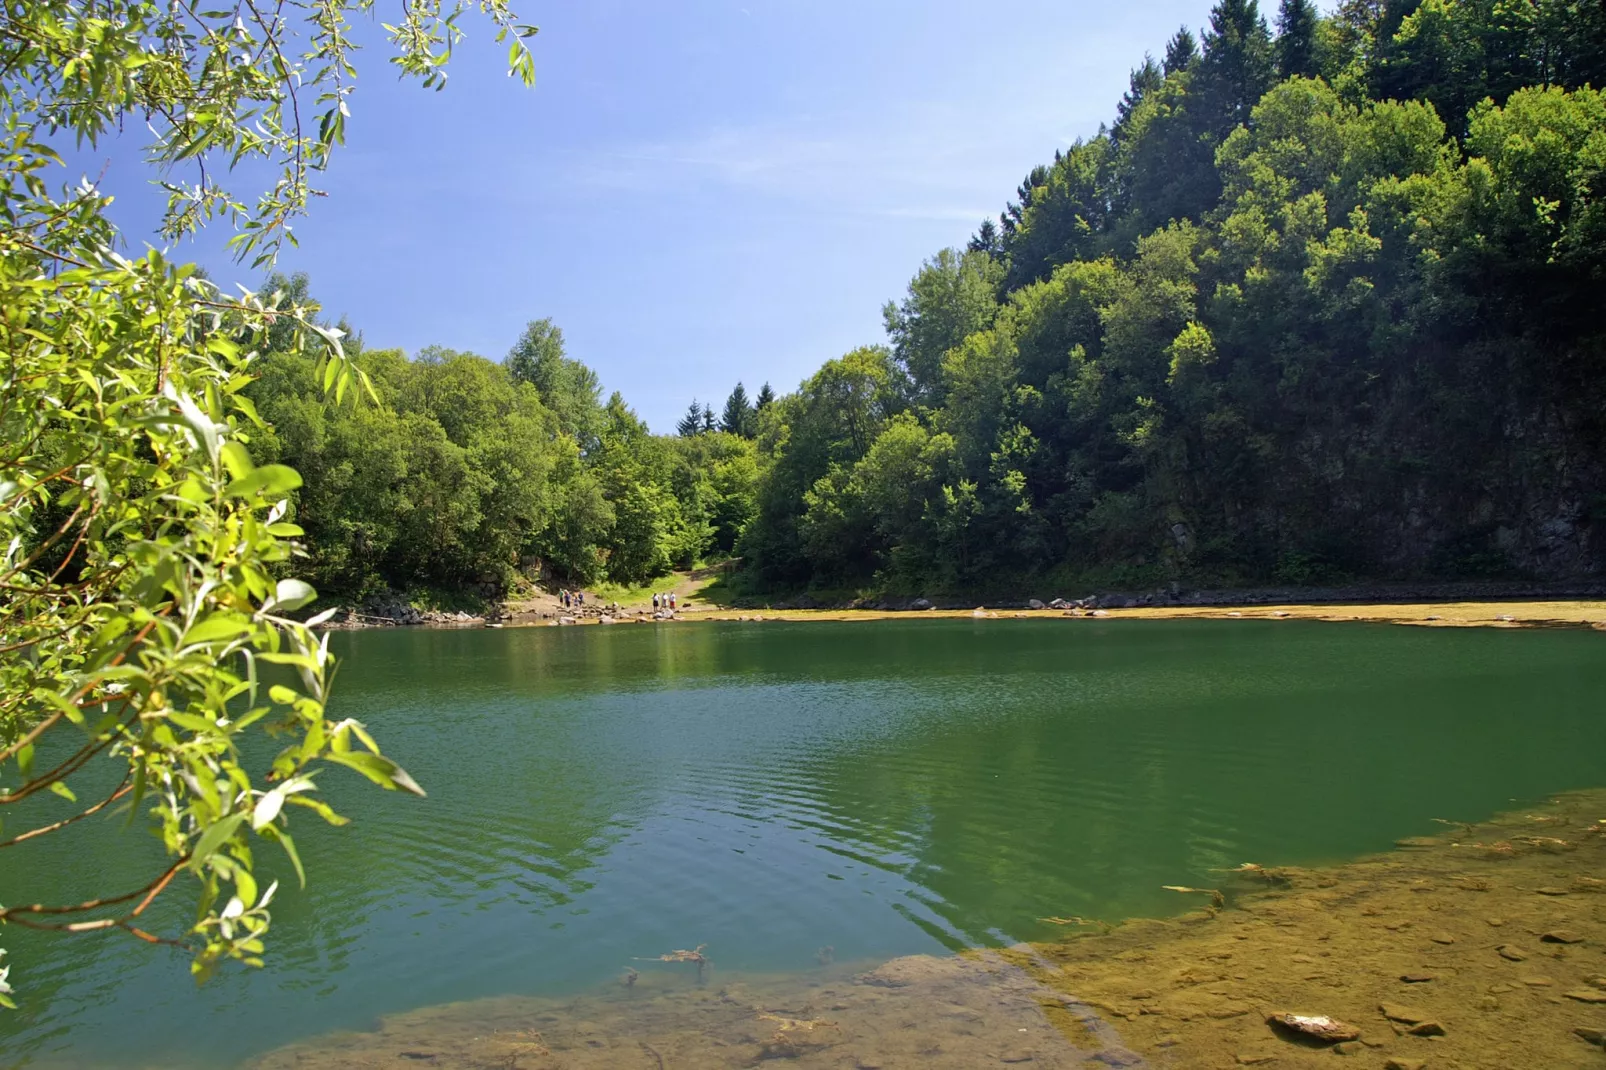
[3,618,1605,1067]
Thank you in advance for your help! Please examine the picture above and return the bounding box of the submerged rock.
[1564,989,1606,1003]
[1378,1003,1430,1024]
[1540,929,1583,943]
[1266,1012,1361,1043]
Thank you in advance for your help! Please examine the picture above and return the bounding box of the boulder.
[910,598,934,610]
[1027,599,1047,610]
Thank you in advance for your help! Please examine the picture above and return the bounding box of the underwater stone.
[1541,929,1583,943]
[1379,1003,1431,1024]
[1266,1012,1362,1043]
[1564,989,1606,1003]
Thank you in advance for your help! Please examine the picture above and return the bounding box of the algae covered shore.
[246,790,1606,1070]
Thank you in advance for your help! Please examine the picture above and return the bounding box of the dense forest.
[269,0,1606,601]
[249,280,763,598]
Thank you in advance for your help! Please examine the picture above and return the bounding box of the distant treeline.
[250,280,759,597]
[264,0,1606,600]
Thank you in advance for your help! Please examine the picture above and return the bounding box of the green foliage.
[254,302,763,594]
[0,0,534,1003]
[506,319,603,451]
[884,249,1006,402]
[742,0,1606,595]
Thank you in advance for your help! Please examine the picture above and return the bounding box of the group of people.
[556,587,679,614]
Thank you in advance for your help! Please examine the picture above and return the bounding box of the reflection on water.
[3,619,1606,1067]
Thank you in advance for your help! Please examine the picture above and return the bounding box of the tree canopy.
[738,0,1606,596]
[0,0,534,1006]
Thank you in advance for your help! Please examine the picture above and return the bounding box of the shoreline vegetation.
[246,789,1606,1069]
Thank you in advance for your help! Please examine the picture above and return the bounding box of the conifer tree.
[721,382,757,437]
[756,382,776,411]
[1114,55,1164,143]
[1164,26,1199,74]
[677,400,704,437]
[1276,0,1320,78]
[967,218,1004,258]
[1195,0,1276,136]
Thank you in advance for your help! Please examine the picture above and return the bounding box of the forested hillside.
[269,0,1606,602]
[739,0,1606,594]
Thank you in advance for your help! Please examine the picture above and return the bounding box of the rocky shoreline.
[771,579,1606,613]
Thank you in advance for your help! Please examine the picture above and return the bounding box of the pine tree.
[756,382,776,411]
[677,400,704,437]
[721,382,756,437]
[1164,26,1199,75]
[701,404,717,433]
[967,218,1003,258]
[1196,0,1276,136]
[1276,0,1320,78]
[1114,55,1164,143]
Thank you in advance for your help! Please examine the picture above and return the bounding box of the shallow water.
[3,618,1605,1067]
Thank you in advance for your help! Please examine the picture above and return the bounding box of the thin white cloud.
[565,97,1070,228]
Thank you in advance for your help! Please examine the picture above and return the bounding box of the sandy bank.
[627,598,1606,631]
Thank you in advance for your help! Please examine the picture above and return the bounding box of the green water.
[2,618,1604,1067]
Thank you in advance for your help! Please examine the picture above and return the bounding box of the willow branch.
[0,856,187,919]
[0,769,132,848]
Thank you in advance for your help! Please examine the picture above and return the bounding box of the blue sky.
[85,0,1220,431]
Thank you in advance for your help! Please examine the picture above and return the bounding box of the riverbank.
[245,789,1606,1069]
[316,572,1606,632]
[680,598,1606,630]
[328,597,1606,631]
